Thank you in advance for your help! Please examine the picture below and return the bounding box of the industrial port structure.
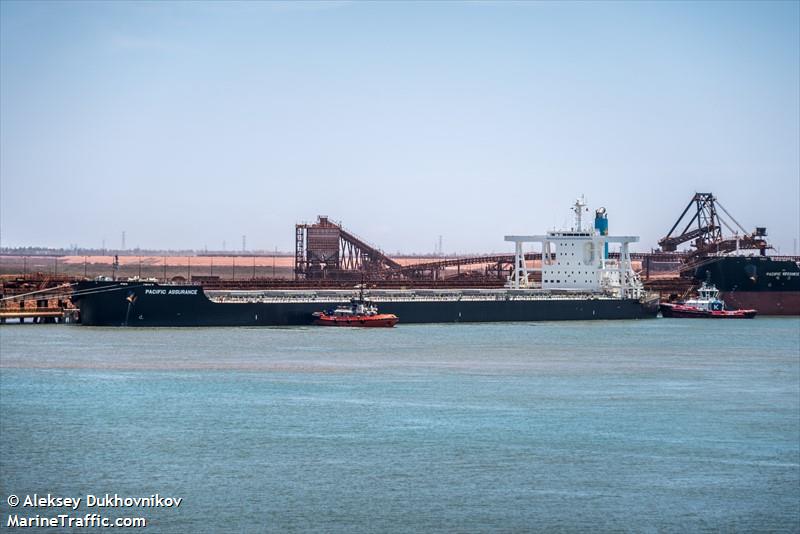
[294,216,403,280]
[2,192,798,322]
[290,194,758,286]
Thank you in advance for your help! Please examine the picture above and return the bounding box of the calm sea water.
[1,319,798,532]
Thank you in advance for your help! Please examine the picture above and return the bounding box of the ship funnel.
[595,208,609,259]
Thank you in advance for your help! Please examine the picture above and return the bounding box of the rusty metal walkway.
[0,306,78,324]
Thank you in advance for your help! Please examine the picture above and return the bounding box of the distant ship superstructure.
[506,197,644,299]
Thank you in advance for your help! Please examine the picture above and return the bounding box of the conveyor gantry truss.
[295,216,401,280]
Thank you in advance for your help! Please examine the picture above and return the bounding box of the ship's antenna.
[573,195,588,231]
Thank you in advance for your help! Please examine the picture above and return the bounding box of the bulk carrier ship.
[693,255,800,315]
[71,200,660,326]
[658,193,800,316]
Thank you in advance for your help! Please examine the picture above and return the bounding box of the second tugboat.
[313,286,399,327]
[660,281,757,319]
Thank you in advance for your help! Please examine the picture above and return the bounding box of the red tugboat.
[660,281,757,319]
[313,287,399,327]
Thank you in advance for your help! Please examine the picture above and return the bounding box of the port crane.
[658,193,769,260]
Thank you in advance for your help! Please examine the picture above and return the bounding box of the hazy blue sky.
[1,1,798,254]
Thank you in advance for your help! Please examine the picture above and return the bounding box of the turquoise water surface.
[1,319,798,532]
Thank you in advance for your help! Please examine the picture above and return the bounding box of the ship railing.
[205,290,620,304]
[207,287,621,300]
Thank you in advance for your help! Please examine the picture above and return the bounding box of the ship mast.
[572,196,587,232]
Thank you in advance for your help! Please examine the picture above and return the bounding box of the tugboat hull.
[659,303,757,319]
[314,314,399,327]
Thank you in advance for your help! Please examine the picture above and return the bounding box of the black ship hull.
[71,281,659,327]
[694,256,800,315]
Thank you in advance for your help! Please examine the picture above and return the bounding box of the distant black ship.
[658,193,799,316]
[694,255,800,315]
[71,199,659,326]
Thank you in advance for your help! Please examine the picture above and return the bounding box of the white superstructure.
[681,282,725,311]
[504,198,644,299]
